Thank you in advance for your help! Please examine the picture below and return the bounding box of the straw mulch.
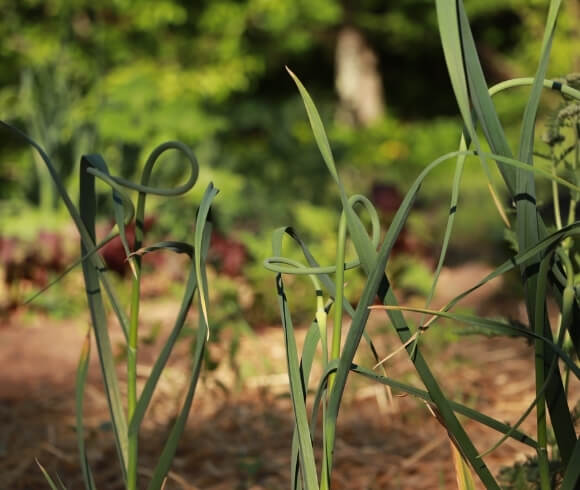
[1,275,578,489]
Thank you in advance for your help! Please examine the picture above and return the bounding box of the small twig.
[40,442,75,464]
[138,466,200,490]
[372,333,417,369]
[401,435,447,469]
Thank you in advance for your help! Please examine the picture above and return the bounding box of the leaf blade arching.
[271,226,320,490]
[287,72,501,488]
[194,183,219,340]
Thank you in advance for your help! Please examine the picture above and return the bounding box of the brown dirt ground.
[1,263,578,489]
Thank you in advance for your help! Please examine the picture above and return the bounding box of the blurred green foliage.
[1,0,579,323]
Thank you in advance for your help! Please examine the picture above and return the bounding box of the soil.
[0,263,578,489]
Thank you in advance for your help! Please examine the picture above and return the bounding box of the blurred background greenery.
[1,0,579,325]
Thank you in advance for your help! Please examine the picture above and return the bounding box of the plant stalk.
[567,122,579,228]
[551,147,563,230]
[127,259,141,490]
[534,257,552,490]
[330,213,347,390]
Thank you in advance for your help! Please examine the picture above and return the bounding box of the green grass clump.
[264,1,580,489]
[0,121,216,490]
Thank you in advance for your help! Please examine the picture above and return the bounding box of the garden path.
[0,263,577,489]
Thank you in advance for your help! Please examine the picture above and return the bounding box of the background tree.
[1,0,578,277]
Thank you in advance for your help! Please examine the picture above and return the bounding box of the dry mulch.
[1,264,578,489]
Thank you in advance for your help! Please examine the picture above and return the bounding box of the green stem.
[561,286,575,397]
[127,186,146,490]
[316,290,329,490]
[127,173,148,490]
[534,257,552,490]
[127,265,141,490]
[552,148,563,229]
[330,213,347,390]
[322,212,348,490]
[567,123,579,228]
[320,400,329,490]
[32,150,55,212]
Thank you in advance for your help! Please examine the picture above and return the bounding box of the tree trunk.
[335,25,385,126]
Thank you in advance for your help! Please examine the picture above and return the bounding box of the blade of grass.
[83,165,137,276]
[269,229,323,489]
[146,211,213,489]
[436,0,511,224]
[130,241,194,258]
[288,73,580,485]
[430,223,580,315]
[101,142,201,490]
[450,1,515,186]
[0,123,132,341]
[291,73,572,488]
[369,306,580,379]
[291,316,323,490]
[267,222,394,463]
[36,460,67,490]
[2,122,205,490]
[82,155,138,341]
[329,212,346,393]
[267,218,390,464]
[275,272,320,490]
[478,75,580,358]
[286,68,377,271]
[434,1,474,137]
[308,360,538,450]
[511,0,576,468]
[129,224,212,436]
[477,297,569,460]
[451,441,477,490]
[447,0,577,464]
[146,299,208,490]
[286,72,520,485]
[561,440,580,490]
[415,135,470,359]
[533,253,554,489]
[272,230,320,490]
[80,155,129,479]
[24,231,119,308]
[194,183,219,339]
[75,329,96,490]
[517,0,562,167]
[350,364,537,448]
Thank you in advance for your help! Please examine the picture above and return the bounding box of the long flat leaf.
[291,319,322,490]
[146,217,212,489]
[194,183,219,338]
[75,329,96,490]
[272,230,320,489]
[146,299,208,490]
[370,306,580,379]
[130,225,212,435]
[437,0,576,464]
[288,75,503,485]
[561,440,580,490]
[36,460,66,490]
[80,155,129,478]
